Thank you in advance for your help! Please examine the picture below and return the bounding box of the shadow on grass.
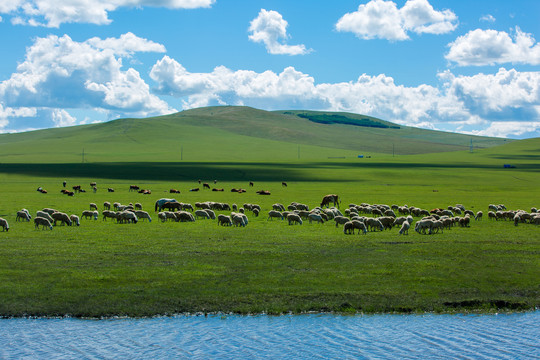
[0,161,538,181]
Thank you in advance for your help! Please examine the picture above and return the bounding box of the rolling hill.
[0,106,514,163]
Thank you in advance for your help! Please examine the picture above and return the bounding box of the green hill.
[0,106,512,163]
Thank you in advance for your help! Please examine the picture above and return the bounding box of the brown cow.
[170,189,181,194]
[320,194,340,208]
[256,190,271,195]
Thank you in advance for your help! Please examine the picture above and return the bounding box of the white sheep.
[218,214,233,226]
[175,211,195,222]
[475,211,483,221]
[334,216,350,227]
[36,211,54,224]
[52,212,72,226]
[34,217,53,230]
[0,217,9,232]
[16,210,31,222]
[287,213,303,225]
[351,220,367,234]
[232,214,246,227]
[82,210,97,220]
[308,213,324,224]
[267,210,283,220]
[398,221,410,235]
[42,208,57,215]
[119,211,138,224]
[366,218,384,232]
[204,209,216,220]
[70,214,80,226]
[134,210,152,222]
[195,210,210,220]
[89,203,98,210]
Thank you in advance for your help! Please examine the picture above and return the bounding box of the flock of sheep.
[2,195,538,238]
[0,180,538,236]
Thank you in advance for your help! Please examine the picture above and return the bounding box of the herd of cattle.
[1,185,538,235]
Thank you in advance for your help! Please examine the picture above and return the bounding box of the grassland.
[0,107,538,317]
[0,141,538,317]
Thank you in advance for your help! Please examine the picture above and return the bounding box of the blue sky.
[1,0,540,138]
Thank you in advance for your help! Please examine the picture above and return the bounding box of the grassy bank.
[0,146,538,317]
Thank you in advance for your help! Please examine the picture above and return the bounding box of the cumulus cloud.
[248,9,311,55]
[1,0,214,27]
[336,0,457,41]
[150,56,540,138]
[0,33,175,130]
[446,27,540,66]
[52,108,77,127]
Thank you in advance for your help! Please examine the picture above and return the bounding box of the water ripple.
[1,312,539,359]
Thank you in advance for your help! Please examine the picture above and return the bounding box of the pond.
[1,312,538,359]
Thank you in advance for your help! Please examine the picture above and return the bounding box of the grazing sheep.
[158,212,168,222]
[218,214,233,226]
[51,212,72,226]
[133,210,151,222]
[119,211,138,224]
[0,218,9,232]
[366,218,384,232]
[475,211,483,221]
[232,214,246,227]
[36,211,54,223]
[108,188,115,192]
[16,210,31,222]
[175,211,195,222]
[267,210,284,220]
[102,210,117,221]
[431,220,444,233]
[334,216,350,227]
[308,213,324,224]
[42,208,57,215]
[82,210,98,220]
[89,203,98,210]
[70,215,80,226]
[135,203,142,210]
[194,210,210,220]
[287,213,303,225]
[352,220,367,234]
[343,221,355,234]
[514,214,520,226]
[273,203,286,211]
[459,216,471,227]
[398,221,410,235]
[103,201,111,210]
[34,217,53,230]
[204,209,216,220]
[415,219,434,234]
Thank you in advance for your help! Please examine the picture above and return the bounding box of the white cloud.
[248,9,311,55]
[470,121,540,138]
[480,14,496,23]
[1,0,214,27]
[446,27,540,66]
[150,56,540,138]
[0,33,175,130]
[52,108,77,127]
[336,0,457,41]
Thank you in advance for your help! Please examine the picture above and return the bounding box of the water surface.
[1,312,538,359]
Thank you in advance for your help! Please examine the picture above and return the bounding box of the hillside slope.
[0,106,511,163]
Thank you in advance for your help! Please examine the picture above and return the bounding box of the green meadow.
[0,107,538,317]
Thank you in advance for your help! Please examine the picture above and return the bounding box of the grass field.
[0,135,538,317]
